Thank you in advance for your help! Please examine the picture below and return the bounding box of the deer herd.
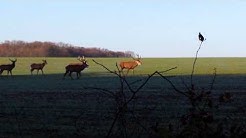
[0,55,142,79]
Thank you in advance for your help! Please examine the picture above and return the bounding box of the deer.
[119,55,142,75]
[0,58,17,76]
[30,60,48,75]
[63,56,89,79]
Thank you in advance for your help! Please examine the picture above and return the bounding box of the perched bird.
[198,32,205,42]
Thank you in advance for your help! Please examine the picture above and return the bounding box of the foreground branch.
[191,41,203,86]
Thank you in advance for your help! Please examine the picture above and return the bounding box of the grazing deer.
[63,56,89,79]
[30,60,48,75]
[0,58,17,76]
[119,55,142,75]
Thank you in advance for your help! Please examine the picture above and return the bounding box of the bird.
[198,32,205,42]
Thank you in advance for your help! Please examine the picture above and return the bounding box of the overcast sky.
[0,0,245,57]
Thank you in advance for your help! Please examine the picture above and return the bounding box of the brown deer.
[119,55,142,75]
[0,58,17,76]
[30,60,48,75]
[63,56,89,79]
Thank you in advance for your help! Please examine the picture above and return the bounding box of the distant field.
[0,57,245,92]
[0,57,245,103]
[0,57,245,76]
[0,57,245,137]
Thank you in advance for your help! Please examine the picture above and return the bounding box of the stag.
[63,56,89,79]
[0,58,17,76]
[119,55,142,75]
[30,60,48,75]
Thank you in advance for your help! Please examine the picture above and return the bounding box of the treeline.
[0,40,133,57]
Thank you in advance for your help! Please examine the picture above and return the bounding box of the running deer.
[63,56,89,79]
[119,55,142,75]
[30,60,48,75]
[0,58,17,76]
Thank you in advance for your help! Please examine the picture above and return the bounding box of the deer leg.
[69,72,73,80]
[30,69,34,75]
[9,71,12,76]
[41,69,44,75]
[37,70,39,75]
[78,72,82,79]
[0,70,3,75]
[120,69,124,76]
[76,72,79,79]
[126,69,130,76]
[63,70,69,79]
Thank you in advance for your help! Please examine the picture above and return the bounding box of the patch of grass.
[0,57,245,76]
[0,57,245,137]
[0,57,245,92]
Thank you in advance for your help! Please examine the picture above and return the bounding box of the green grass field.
[0,57,245,91]
[0,57,245,75]
[0,57,245,137]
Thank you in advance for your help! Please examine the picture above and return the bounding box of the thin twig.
[128,79,143,85]
[201,68,217,110]
[92,59,179,137]
[191,41,203,86]
[106,110,121,138]
[180,77,192,92]
[158,66,178,74]
[209,68,217,93]
[84,87,116,98]
[156,71,188,97]
[92,59,119,76]
[124,66,178,94]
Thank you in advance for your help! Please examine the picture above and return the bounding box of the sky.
[0,0,245,57]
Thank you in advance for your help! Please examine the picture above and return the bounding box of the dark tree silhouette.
[0,40,132,57]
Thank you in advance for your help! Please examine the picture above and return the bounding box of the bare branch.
[158,66,177,74]
[84,86,116,98]
[156,71,188,97]
[92,59,119,76]
[191,41,203,86]
[208,68,217,93]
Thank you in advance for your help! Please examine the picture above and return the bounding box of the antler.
[132,54,141,60]
[77,56,86,62]
[136,54,141,59]
[9,58,17,62]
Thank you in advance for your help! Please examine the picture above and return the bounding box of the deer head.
[132,54,141,65]
[77,56,87,63]
[42,60,47,65]
[9,58,17,63]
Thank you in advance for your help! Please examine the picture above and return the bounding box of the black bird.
[198,32,205,42]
